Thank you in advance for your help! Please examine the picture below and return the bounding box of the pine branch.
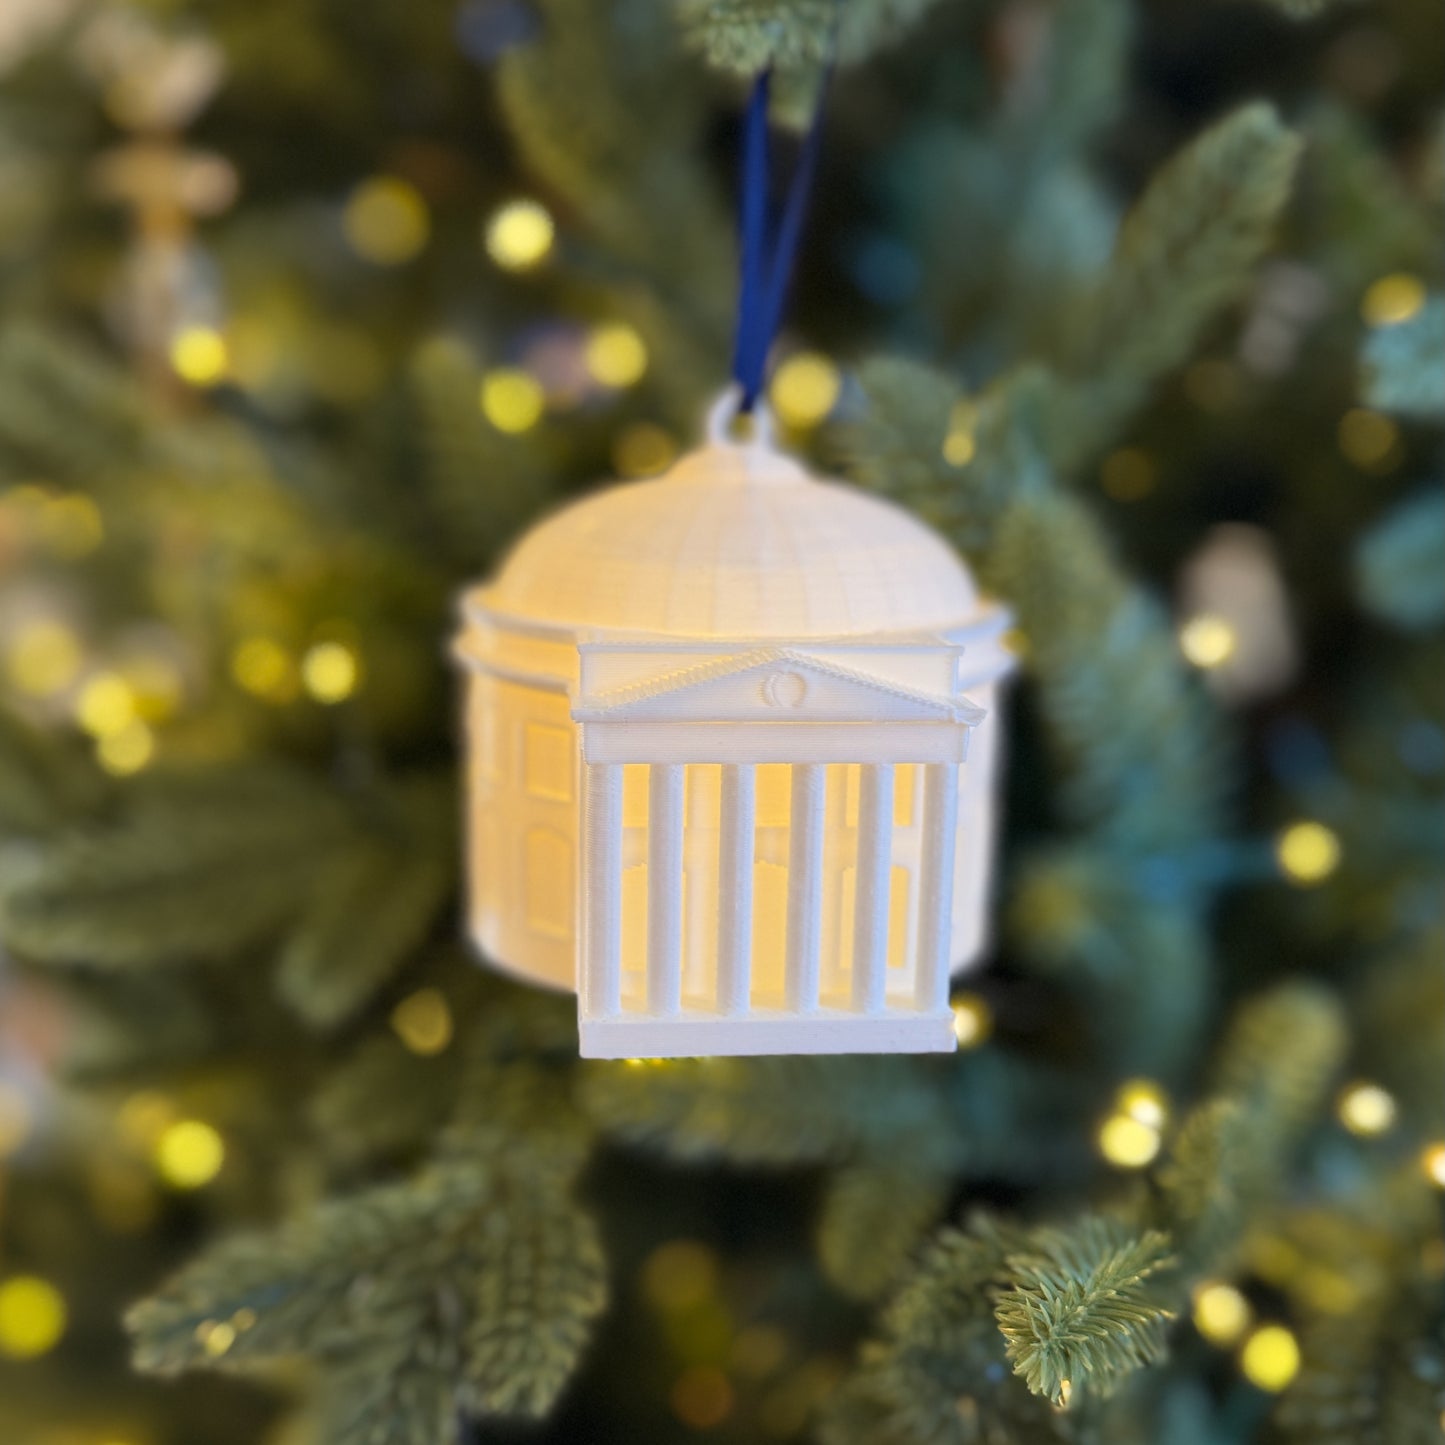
[0,705,107,836]
[1361,297,1445,420]
[995,1218,1176,1405]
[1354,487,1445,631]
[676,0,946,73]
[816,1159,951,1300]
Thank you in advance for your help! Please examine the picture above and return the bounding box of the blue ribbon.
[731,68,832,413]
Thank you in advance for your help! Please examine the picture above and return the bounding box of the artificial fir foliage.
[0,1,1441,1443]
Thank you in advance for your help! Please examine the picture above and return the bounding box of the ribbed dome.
[484,439,978,639]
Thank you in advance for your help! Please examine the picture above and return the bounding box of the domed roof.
[483,437,979,639]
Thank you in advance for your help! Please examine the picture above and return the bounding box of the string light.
[584,323,648,388]
[1360,272,1425,328]
[1336,1081,1396,1137]
[5,619,82,696]
[169,327,229,387]
[0,1276,67,1359]
[196,1319,237,1358]
[1179,614,1237,669]
[1239,1323,1300,1392]
[1192,1281,1253,1346]
[484,199,555,271]
[96,719,155,776]
[769,352,840,429]
[480,368,545,434]
[230,636,299,703]
[154,1120,225,1189]
[950,992,992,1048]
[942,428,976,466]
[343,177,430,265]
[613,422,677,477]
[1337,408,1399,470]
[1098,1112,1161,1168]
[390,988,453,1055]
[1100,448,1157,502]
[1422,1143,1445,1189]
[301,641,360,704]
[1275,820,1340,886]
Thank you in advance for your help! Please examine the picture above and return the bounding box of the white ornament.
[455,393,1015,1058]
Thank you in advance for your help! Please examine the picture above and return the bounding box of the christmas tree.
[0,1,1442,1443]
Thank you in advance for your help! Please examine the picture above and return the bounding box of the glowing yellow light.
[0,1276,67,1359]
[585,323,648,388]
[1101,447,1157,502]
[484,199,555,271]
[1192,1281,1253,1346]
[1338,408,1399,470]
[941,429,975,467]
[41,494,104,557]
[390,988,453,1056]
[1336,1081,1396,1137]
[154,1120,225,1189]
[1056,1379,1073,1409]
[951,993,993,1048]
[1098,1113,1161,1168]
[169,327,229,387]
[1275,821,1340,886]
[613,422,677,477]
[196,1319,236,1357]
[1179,614,1237,669]
[5,619,82,696]
[1116,1079,1168,1130]
[769,352,840,429]
[643,1240,719,1312]
[123,655,184,723]
[76,672,137,738]
[343,177,430,266]
[480,368,545,434]
[671,1365,735,1429]
[301,641,360,704]
[1240,1323,1300,1392]
[230,637,298,703]
[0,1081,32,1159]
[96,720,155,776]
[1361,272,1425,328]
[1423,1143,1445,1189]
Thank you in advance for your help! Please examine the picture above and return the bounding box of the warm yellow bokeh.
[1275,821,1340,885]
[154,1120,226,1189]
[1179,614,1237,669]
[301,641,360,704]
[585,323,648,388]
[390,988,454,1056]
[344,177,429,265]
[1192,1281,1253,1346]
[1240,1324,1300,1391]
[1336,1081,1396,1137]
[1098,1113,1160,1168]
[0,1276,67,1359]
[169,326,229,386]
[1361,272,1425,328]
[484,199,555,271]
[770,352,840,429]
[480,368,545,434]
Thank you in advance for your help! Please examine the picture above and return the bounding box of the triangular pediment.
[572,648,984,726]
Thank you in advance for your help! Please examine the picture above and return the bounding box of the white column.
[716,764,756,1016]
[785,764,826,1012]
[581,762,623,1018]
[851,764,894,1015]
[914,762,960,1012]
[647,763,685,1016]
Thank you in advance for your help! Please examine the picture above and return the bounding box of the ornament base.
[580,1007,957,1059]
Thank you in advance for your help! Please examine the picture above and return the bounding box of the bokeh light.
[390,988,453,1056]
[344,177,430,265]
[1098,1113,1161,1169]
[480,368,545,434]
[642,1240,718,1313]
[0,1276,68,1359]
[1100,447,1157,502]
[301,641,360,704]
[1336,1081,1396,1137]
[76,673,137,738]
[231,637,299,703]
[1178,614,1237,669]
[613,423,677,477]
[769,352,840,429]
[1192,1281,1253,1346]
[1422,1143,1445,1189]
[1239,1323,1300,1391]
[1116,1079,1168,1130]
[96,720,155,776]
[484,199,555,271]
[1360,272,1424,327]
[154,1120,226,1190]
[950,992,992,1048]
[5,619,83,696]
[1337,408,1400,470]
[671,1365,734,1429]
[1275,820,1340,886]
[169,327,229,387]
[584,323,648,388]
